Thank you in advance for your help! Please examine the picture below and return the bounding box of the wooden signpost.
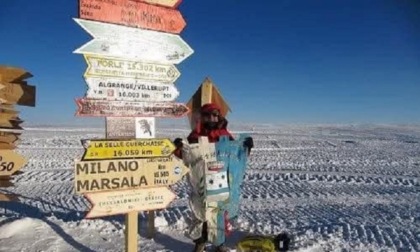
[74,0,193,250]
[0,66,32,83]
[0,66,35,180]
[85,77,179,102]
[79,0,186,34]
[84,55,181,83]
[75,98,189,117]
[73,18,194,64]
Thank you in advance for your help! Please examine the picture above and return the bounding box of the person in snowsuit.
[173,103,254,252]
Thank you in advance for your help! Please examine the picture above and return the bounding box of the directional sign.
[0,131,20,150]
[85,77,179,102]
[0,131,20,145]
[134,0,182,8]
[0,118,23,130]
[73,19,194,64]
[0,178,14,188]
[0,150,27,176]
[85,187,176,218]
[0,82,36,107]
[84,55,180,83]
[0,193,19,202]
[79,0,186,34]
[81,138,175,161]
[75,156,189,193]
[75,98,189,118]
[0,66,32,83]
[0,106,19,115]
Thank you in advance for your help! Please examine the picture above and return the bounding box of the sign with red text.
[75,98,189,118]
[134,0,182,8]
[85,77,179,102]
[79,0,186,34]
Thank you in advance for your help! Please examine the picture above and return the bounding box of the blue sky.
[1,0,419,125]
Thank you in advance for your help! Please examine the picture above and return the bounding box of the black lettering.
[91,180,100,191]
[76,180,89,191]
[76,163,89,175]
[102,178,110,189]
[111,178,120,188]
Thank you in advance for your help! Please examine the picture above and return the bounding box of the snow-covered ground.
[0,124,419,251]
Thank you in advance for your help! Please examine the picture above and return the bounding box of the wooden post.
[201,81,212,104]
[125,211,138,252]
[147,210,156,239]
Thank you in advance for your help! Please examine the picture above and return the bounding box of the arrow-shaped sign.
[80,138,176,161]
[0,66,32,83]
[134,0,182,8]
[75,98,189,118]
[73,18,194,64]
[0,82,36,107]
[85,187,176,218]
[74,156,189,193]
[0,106,19,116]
[84,55,180,83]
[0,118,23,130]
[79,0,186,34]
[0,131,20,145]
[0,150,27,176]
[85,77,179,102]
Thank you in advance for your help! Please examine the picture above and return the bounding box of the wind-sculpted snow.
[0,125,419,251]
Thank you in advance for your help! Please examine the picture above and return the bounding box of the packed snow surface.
[0,124,419,251]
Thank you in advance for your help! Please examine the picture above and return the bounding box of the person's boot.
[193,240,206,252]
[215,244,231,252]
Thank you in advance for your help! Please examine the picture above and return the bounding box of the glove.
[243,137,254,149]
[243,137,254,155]
[173,138,183,159]
[173,138,183,149]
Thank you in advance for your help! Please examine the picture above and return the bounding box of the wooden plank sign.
[79,0,186,34]
[85,77,179,102]
[85,187,176,218]
[0,131,20,144]
[74,156,189,193]
[81,138,175,161]
[134,0,182,8]
[0,82,36,107]
[0,66,32,83]
[84,55,180,83]
[0,150,27,177]
[0,118,23,130]
[73,18,194,64]
[75,98,189,118]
